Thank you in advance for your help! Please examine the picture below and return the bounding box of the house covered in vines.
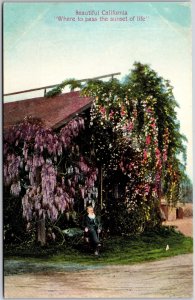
[4,64,188,243]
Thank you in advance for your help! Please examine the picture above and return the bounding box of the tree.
[81,62,189,233]
[126,63,188,203]
[4,116,98,245]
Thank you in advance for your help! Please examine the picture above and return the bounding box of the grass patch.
[4,226,193,268]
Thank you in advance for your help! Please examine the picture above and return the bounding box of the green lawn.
[4,226,193,268]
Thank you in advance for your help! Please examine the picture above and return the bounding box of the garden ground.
[4,216,193,298]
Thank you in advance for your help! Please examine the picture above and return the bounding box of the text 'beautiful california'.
[75,10,128,16]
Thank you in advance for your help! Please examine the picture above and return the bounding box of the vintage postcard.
[3,1,193,298]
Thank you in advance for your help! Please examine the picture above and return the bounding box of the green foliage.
[4,227,193,268]
[81,62,190,234]
[124,62,188,204]
[105,201,146,235]
[46,79,82,97]
[125,62,186,153]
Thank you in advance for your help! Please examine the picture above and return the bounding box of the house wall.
[167,206,177,221]
[176,207,184,219]
[161,203,184,221]
[161,204,177,221]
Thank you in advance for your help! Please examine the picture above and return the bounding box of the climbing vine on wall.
[81,63,187,232]
[4,62,188,239]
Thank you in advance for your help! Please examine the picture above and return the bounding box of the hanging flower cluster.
[140,96,162,197]
[4,116,98,224]
[60,118,85,147]
[162,128,169,163]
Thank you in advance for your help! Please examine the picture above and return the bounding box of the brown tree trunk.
[35,167,46,245]
[98,165,103,210]
[37,219,46,246]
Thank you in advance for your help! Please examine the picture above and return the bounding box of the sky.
[3,2,192,179]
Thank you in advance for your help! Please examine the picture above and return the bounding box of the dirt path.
[163,217,193,237]
[4,253,193,298]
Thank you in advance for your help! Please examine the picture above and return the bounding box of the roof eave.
[52,100,93,130]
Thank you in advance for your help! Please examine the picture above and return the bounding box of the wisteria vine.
[4,116,98,226]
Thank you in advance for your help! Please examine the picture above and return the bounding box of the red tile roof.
[4,91,93,130]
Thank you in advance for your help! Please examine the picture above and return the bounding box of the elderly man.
[83,206,102,255]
